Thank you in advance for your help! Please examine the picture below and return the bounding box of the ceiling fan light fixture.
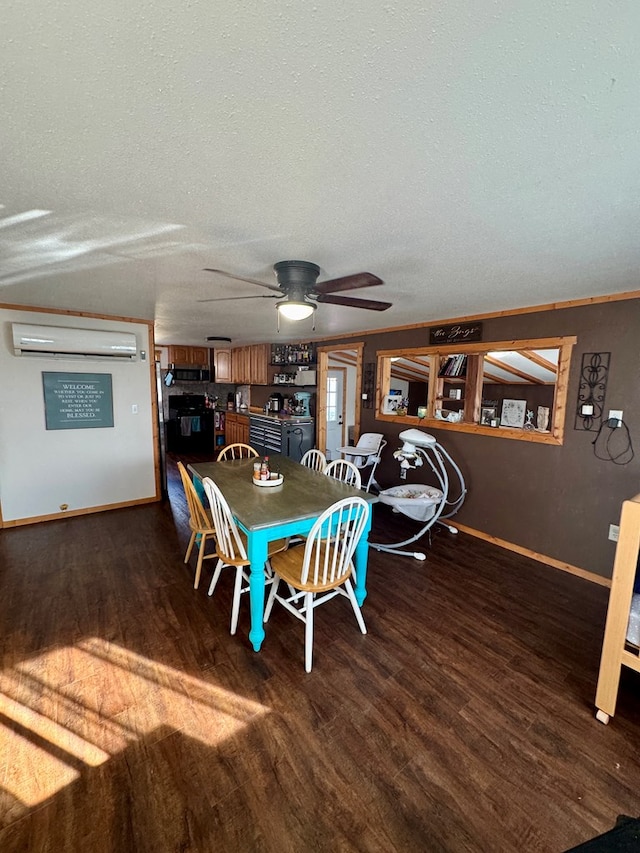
[276,299,317,321]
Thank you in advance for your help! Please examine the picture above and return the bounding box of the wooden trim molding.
[2,496,161,528]
[316,342,364,454]
[375,414,564,444]
[454,522,612,588]
[303,290,640,344]
[376,335,577,358]
[376,336,576,445]
[0,302,154,327]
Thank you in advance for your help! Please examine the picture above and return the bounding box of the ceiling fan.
[199,260,392,321]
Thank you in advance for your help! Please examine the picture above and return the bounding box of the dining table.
[188,453,378,652]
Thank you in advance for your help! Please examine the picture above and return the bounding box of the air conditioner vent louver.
[12,324,138,360]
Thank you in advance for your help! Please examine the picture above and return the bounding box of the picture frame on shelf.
[480,406,497,426]
[500,399,527,429]
[383,394,401,415]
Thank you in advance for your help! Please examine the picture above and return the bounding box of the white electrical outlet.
[132,404,138,414]
[608,524,620,542]
[608,409,623,427]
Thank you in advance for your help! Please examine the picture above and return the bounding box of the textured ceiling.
[1,1,638,345]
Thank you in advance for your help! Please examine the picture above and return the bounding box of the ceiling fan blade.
[313,272,383,295]
[315,293,392,311]
[203,268,282,293]
[197,294,279,303]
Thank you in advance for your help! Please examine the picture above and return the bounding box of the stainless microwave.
[170,366,211,382]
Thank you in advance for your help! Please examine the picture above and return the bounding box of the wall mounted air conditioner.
[12,323,138,361]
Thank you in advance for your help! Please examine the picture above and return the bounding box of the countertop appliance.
[292,391,313,417]
[294,370,316,386]
[268,393,284,413]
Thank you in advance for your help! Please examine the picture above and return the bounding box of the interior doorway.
[325,368,346,460]
[316,344,364,458]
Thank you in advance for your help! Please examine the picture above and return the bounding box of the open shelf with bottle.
[271,342,316,366]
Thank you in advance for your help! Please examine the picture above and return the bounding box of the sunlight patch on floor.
[0,637,269,814]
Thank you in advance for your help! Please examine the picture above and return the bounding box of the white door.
[325,370,344,460]
[326,370,346,459]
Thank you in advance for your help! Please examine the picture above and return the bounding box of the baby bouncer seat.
[370,429,466,560]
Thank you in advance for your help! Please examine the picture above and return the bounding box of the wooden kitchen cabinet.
[231,346,249,384]
[249,344,270,385]
[231,344,269,385]
[168,345,209,367]
[224,412,249,445]
[213,348,232,383]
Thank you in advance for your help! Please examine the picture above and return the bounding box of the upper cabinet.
[231,344,270,385]
[168,345,209,367]
[213,347,232,383]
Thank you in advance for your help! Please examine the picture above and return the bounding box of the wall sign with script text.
[429,322,483,345]
[42,372,114,430]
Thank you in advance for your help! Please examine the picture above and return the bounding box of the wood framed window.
[375,336,576,445]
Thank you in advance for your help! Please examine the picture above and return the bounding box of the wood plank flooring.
[1,453,639,852]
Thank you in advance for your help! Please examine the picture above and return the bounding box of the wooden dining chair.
[202,476,289,635]
[300,448,327,472]
[217,443,259,461]
[177,462,217,590]
[264,496,370,672]
[324,458,362,489]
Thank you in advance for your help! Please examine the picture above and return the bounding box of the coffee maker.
[267,393,283,413]
[293,391,312,417]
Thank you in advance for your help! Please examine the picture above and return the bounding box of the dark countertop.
[214,408,313,423]
[249,411,314,424]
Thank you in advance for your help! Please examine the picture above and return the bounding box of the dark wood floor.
[1,455,639,852]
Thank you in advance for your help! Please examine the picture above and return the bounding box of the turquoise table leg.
[246,529,269,651]
[353,512,372,606]
[194,477,206,505]
[193,477,207,546]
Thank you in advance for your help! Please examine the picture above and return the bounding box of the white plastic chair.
[300,448,327,472]
[324,458,362,489]
[337,432,387,492]
[202,477,288,634]
[264,496,370,672]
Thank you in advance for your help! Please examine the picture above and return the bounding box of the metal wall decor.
[362,362,375,409]
[574,352,610,431]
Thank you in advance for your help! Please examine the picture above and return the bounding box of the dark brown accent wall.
[323,298,640,579]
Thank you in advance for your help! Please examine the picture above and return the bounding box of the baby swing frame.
[369,431,467,561]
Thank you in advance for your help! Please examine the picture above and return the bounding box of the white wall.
[0,308,157,523]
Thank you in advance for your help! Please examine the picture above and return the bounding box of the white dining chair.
[202,476,288,634]
[324,458,362,489]
[300,448,327,472]
[264,496,370,672]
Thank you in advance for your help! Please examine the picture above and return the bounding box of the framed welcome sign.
[42,372,114,430]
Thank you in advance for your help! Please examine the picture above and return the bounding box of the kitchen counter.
[250,411,314,423]
[215,407,313,423]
